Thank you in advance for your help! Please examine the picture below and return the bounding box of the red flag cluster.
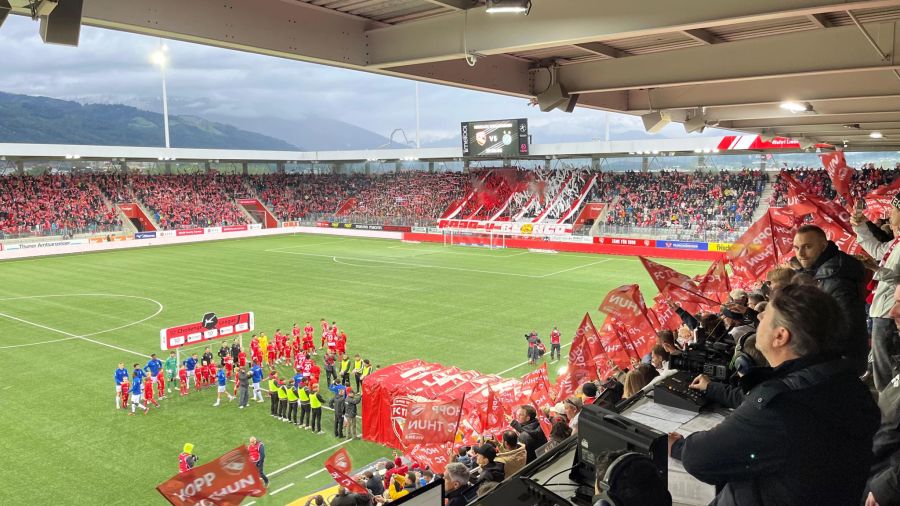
[403,396,466,445]
[324,448,369,494]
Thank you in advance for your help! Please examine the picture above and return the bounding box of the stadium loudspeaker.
[537,80,569,113]
[40,0,83,46]
[0,1,10,30]
[557,93,580,113]
[683,115,707,134]
[641,111,671,134]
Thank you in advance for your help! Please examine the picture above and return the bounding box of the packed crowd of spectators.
[770,164,900,206]
[0,174,121,238]
[352,172,468,222]
[248,173,371,222]
[126,174,251,230]
[597,169,768,234]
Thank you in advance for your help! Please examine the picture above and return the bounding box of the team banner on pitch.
[160,312,254,350]
[324,448,368,495]
[156,445,265,506]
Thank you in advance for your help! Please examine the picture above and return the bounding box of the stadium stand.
[349,171,468,222]
[0,174,122,238]
[126,173,251,230]
[770,166,900,206]
[248,173,371,222]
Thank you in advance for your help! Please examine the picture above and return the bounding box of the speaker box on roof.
[40,0,84,46]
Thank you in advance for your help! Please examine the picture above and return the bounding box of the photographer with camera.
[667,283,879,505]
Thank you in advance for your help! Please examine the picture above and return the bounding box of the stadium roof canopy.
[9,0,900,150]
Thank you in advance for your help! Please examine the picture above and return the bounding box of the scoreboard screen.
[461,118,529,157]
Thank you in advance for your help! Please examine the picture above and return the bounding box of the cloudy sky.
[0,14,712,147]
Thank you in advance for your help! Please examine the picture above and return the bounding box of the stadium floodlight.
[870,131,884,139]
[779,101,813,113]
[486,0,531,14]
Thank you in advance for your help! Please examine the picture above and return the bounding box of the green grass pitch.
[0,233,707,505]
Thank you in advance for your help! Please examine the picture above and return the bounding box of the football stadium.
[2,2,900,506]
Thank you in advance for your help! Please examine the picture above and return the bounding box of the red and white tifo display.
[160,312,254,350]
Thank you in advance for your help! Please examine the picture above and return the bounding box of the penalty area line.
[0,311,148,357]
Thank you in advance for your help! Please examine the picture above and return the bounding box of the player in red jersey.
[326,331,338,355]
[336,331,347,356]
[224,355,234,379]
[320,319,329,349]
[291,334,301,360]
[209,362,218,383]
[549,326,562,362]
[250,334,260,359]
[267,347,276,367]
[144,375,160,408]
[308,362,321,387]
[238,349,248,368]
[292,323,301,340]
[194,362,203,391]
[120,377,131,411]
[302,332,315,355]
[156,370,166,400]
[178,365,189,396]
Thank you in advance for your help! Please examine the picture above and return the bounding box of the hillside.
[0,92,299,150]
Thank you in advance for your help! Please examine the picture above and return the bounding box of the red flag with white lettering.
[324,448,368,495]
[403,396,466,445]
[638,256,713,307]
[820,151,855,207]
[696,257,731,303]
[408,444,453,475]
[597,316,640,369]
[727,210,796,282]
[156,446,266,506]
[599,285,651,328]
[520,363,554,411]
[864,178,900,221]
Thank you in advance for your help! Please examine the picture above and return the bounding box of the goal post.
[441,229,507,249]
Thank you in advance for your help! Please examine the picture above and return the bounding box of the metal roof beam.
[366,0,900,67]
[420,0,476,10]
[550,21,900,94]
[574,42,627,58]
[682,28,723,44]
[807,12,834,27]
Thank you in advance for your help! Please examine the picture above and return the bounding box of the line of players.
[113,319,360,414]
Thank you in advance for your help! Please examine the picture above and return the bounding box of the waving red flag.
[324,448,368,494]
[696,257,731,303]
[597,316,639,369]
[728,210,796,282]
[403,396,466,445]
[156,446,266,506]
[408,444,453,475]
[820,151,855,206]
[864,178,900,221]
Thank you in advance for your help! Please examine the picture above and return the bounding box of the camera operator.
[667,283,879,505]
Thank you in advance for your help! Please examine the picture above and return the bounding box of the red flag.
[599,285,651,328]
[820,151,855,206]
[610,317,655,360]
[408,444,453,475]
[696,257,731,303]
[782,172,818,216]
[478,385,507,435]
[728,210,796,282]
[403,396,465,445]
[530,393,553,439]
[324,448,368,495]
[638,256,715,307]
[782,173,862,255]
[520,363,553,410]
[597,316,639,369]
[156,446,266,506]
[864,178,900,221]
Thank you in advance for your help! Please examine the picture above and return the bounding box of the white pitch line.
[264,240,347,252]
[539,259,611,278]
[304,468,328,479]
[269,439,351,477]
[494,342,573,376]
[0,311,148,357]
[270,250,543,279]
[270,483,295,496]
[0,336,79,350]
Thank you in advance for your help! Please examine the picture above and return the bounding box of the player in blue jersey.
[129,371,149,415]
[213,368,235,407]
[184,354,198,390]
[114,362,129,409]
[251,362,264,403]
[145,354,163,384]
[132,363,146,384]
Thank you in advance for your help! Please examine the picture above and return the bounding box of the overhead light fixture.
[779,101,813,113]
[486,0,531,14]
[870,131,884,139]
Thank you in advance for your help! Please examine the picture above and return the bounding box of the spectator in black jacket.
[363,470,384,496]
[793,224,869,372]
[329,487,372,506]
[509,404,548,463]
[669,283,879,506]
[333,389,346,438]
[344,389,360,439]
[471,444,505,484]
[443,462,477,506]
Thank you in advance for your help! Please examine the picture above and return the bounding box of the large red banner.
[403,397,466,445]
[324,448,368,495]
[727,210,796,282]
[160,312,254,350]
[820,151,855,206]
[156,446,266,506]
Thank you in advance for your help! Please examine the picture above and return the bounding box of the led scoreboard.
[461,118,529,157]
